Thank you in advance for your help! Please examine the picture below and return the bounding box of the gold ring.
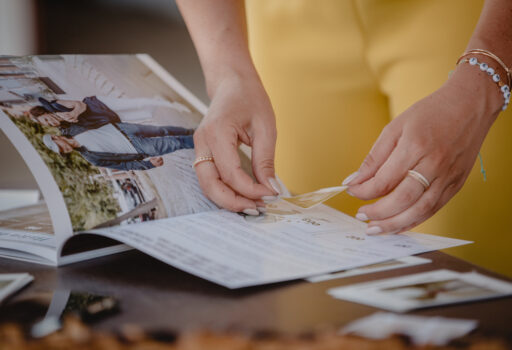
[193,156,214,168]
[407,170,430,190]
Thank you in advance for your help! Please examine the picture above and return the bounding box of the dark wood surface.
[0,249,511,337]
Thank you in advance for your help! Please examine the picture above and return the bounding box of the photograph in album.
[0,55,217,233]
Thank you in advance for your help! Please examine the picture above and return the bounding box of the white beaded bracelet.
[459,57,510,111]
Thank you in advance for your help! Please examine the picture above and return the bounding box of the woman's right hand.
[193,70,280,214]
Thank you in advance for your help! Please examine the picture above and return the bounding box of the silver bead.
[469,57,478,65]
[493,74,501,82]
[486,67,495,76]
[505,91,511,99]
[480,63,488,71]
[501,85,510,93]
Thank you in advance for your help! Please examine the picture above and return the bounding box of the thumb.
[251,126,279,194]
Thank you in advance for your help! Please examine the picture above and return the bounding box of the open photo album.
[0,55,471,288]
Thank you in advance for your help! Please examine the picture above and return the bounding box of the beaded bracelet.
[458,56,510,111]
[458,49,512,87]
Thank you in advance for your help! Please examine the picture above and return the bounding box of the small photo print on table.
[380,277,496,303]
[328,269,512,312]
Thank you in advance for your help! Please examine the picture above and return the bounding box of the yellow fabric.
[246,0,512,277]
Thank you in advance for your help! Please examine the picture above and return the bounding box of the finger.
[348,138,421,200]
[356,165,430,221]
[194,133,259,212]
[207,129,274,200]
[347,124,402,186]
[195,159,258,213]
[366,178,444,235]
[251,123,277,193]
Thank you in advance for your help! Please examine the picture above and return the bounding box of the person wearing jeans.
[30,95,192,137]
[42,122,194,171]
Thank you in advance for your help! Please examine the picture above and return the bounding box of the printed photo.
[380,278,497,304]
[0,55,217,232]
[281,186,347,209]
[328,270,512,312]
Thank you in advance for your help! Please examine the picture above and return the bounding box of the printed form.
[91,203,470,289]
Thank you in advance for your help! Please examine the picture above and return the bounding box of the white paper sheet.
[90,205,471,289]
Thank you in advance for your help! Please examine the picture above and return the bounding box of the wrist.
[448,59,505,121]
[204,58,260,99]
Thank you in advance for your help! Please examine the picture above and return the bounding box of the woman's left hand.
[344,66,503,235]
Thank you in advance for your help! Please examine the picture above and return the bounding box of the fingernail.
[268,178,282,195]
[342,171,359,186]
[257,207,267,214]
[262,195,279,203]
[355,212,369,221]
[346,190,355,197]
[366,226,382,235]
[243,208,260,216]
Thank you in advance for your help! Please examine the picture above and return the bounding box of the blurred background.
[0,0,206,189]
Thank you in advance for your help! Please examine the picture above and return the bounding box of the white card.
[328,269,512,312]
[341,312,478,346]
[0,273,34,303]
[307,256,431,282]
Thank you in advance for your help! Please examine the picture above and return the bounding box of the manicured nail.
[257,207,267,214]
[342,171,359,186]
[268,178,282,195]
[366,226,382,235]
[243,208,260,216]
[355,212,369,221]
[262,195,279,203]
[346,190,355,197]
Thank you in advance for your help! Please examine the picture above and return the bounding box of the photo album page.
[0,54,220,261]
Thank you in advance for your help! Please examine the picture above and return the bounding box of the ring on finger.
[407,170,430,190]
[193,156,214,168]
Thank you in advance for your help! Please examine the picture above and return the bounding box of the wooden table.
[1,249,511,338]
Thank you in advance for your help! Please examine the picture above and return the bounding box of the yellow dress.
[246,0,512,277]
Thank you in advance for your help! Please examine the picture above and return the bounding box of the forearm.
[466,0,512,63]
[176,0,258,98]
[448,0,512,122]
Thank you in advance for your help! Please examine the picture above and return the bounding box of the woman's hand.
[344,65,503,235]
[193,70,279,214]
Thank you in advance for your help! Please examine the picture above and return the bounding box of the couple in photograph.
[30,96,195,171]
